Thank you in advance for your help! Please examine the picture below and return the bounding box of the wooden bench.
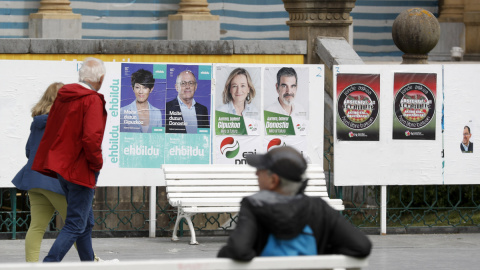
[163,164,344,245]
[0,255,368,270]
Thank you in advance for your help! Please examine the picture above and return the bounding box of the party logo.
[394,83,435,129]
[267,138,286,151]
[220,137,240,158]
[337,83,379,130]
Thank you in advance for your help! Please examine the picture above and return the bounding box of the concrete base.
[168,14,220,40]
[29,13,82,39]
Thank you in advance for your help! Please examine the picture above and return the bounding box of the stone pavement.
[0,234,479,269]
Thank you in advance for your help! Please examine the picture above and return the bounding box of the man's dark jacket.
[217,190,372,261]
[165,98,209,133]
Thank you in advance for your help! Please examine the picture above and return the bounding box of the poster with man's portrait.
[263,66,309,136]
[460,123,473,153]
[164,64,212,164]
[164,64,211,134]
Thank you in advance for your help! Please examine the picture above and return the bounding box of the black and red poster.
[393,73,436,140]
[336,74,380,141]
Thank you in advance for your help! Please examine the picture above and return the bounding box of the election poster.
[263,66,309,136]
[336,74,380,141]
[164,64,212,164]
[119,63,166,168]
[459,121,474,153]
[1,61,325,187]
[443,65,480,185]
[393,73,437,140]
[215,65,261,136]
[334,65,443,186]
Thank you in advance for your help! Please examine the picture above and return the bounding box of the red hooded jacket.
[32,83,107,189]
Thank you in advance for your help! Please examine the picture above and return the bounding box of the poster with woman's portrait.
[119,63,166,169]
[120,63,166,133]
[215,66,261,136]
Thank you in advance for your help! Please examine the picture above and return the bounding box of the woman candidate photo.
[120,69,162,133]
[217,67,259,119]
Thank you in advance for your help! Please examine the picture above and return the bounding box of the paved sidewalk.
[0,234,479,269]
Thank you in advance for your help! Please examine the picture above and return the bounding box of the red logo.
[267,138,284,151]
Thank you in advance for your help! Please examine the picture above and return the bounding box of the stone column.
[464,0,480,60]
[439,0,465,22]
[282,0,357,178]
[29,0,82,39]
[168,0,220,40]
[282,0,356,64]
[429,0,465,61]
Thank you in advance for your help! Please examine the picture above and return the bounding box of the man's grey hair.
[276,67,297,86]
[175,70,197,85]
[79,57,106,83]
[268,170,305,196]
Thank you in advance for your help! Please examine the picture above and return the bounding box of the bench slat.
[166,179,327,186]
[166,186,327,193]
[168,191,331,199]
[168,192,256,198]
[170,197,342,206]
[165,173,257,180]
[170,198,242,207]
[180,204,345,212]
[167,186,259,192]
[165,172,325,179]
[180,207,242,213]
[0,255,367,269]
[166,180,258,186]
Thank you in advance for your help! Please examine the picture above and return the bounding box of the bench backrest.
[164,164,344,211]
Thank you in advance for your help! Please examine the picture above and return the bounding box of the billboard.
[0,61,324,187]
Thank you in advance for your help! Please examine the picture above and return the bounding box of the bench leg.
[184,214,199,245]
[171,214,182,242]
[171,209,198,245]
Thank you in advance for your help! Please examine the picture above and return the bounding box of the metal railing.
[3,186,480,239]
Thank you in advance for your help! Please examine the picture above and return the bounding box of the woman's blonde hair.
[222,68,256,104]
[31,82,64,117]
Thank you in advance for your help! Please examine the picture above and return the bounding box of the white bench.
[0,255,368,270]
[163,164,344,245]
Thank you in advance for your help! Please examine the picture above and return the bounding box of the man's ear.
[269,173,281,190]
[275,83,279,93]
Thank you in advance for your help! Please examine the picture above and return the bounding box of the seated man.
[217,146,372,261]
